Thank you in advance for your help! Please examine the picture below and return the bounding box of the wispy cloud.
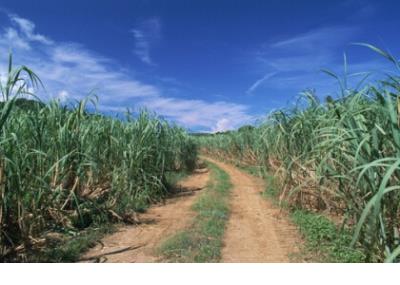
[247,25,392,97]
[0,13,251,132]
[3,27,30,50]
[10,14,53,45]
[141,97,253,132]
[131,17,161,65]
[270,26,357,50]
[247,72,277,94]
[341,0,376,20]
[262,26,359,75]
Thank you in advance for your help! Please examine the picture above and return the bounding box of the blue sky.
[0,0,399,132]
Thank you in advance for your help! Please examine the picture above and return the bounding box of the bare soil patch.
[205,157,302,262]
[81,168,210,262]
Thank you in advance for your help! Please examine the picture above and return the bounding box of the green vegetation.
[0,55,197,262]
[260,174,281,202]
[160,162,232,262]
[196,44,400,262]
[35,224,115,262]
[236,164,264,178]
[292,210,366,263]
[248,169,362,262]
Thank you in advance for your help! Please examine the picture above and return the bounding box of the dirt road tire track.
[204,157,302,262]
[81,159,302,263]
[81,169,210,263]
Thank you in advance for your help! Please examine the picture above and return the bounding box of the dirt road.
[81,168,209,262]
[205,157,301,262]
[81,159,301,262]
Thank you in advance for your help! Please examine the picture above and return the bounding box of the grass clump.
[256,169,365,262]
[291,210,366,263]
[261,174,280,201]
[36,224,114,262]
[159,162,232,262]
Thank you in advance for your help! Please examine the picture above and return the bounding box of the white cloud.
[3,28,30,50]
[57,90,69,102]
[270,26,357,50]
[260,26,359,74]
[10,15,53,45]
[132,17,161,65]
[132,30,152,65]
[0,14,252,132]
[213,118,232,133]
[247,25,393,96]
[141,97,253,132]
[247,72,277,94]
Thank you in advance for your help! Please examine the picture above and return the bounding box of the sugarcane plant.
[0,54,198,261]
[196,44,400,262]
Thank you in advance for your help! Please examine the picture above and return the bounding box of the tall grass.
[0,55,197,261]
[197,45,400,262]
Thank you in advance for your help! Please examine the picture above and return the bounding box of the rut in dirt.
[205,157,302,263]
[81,168,210,263]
